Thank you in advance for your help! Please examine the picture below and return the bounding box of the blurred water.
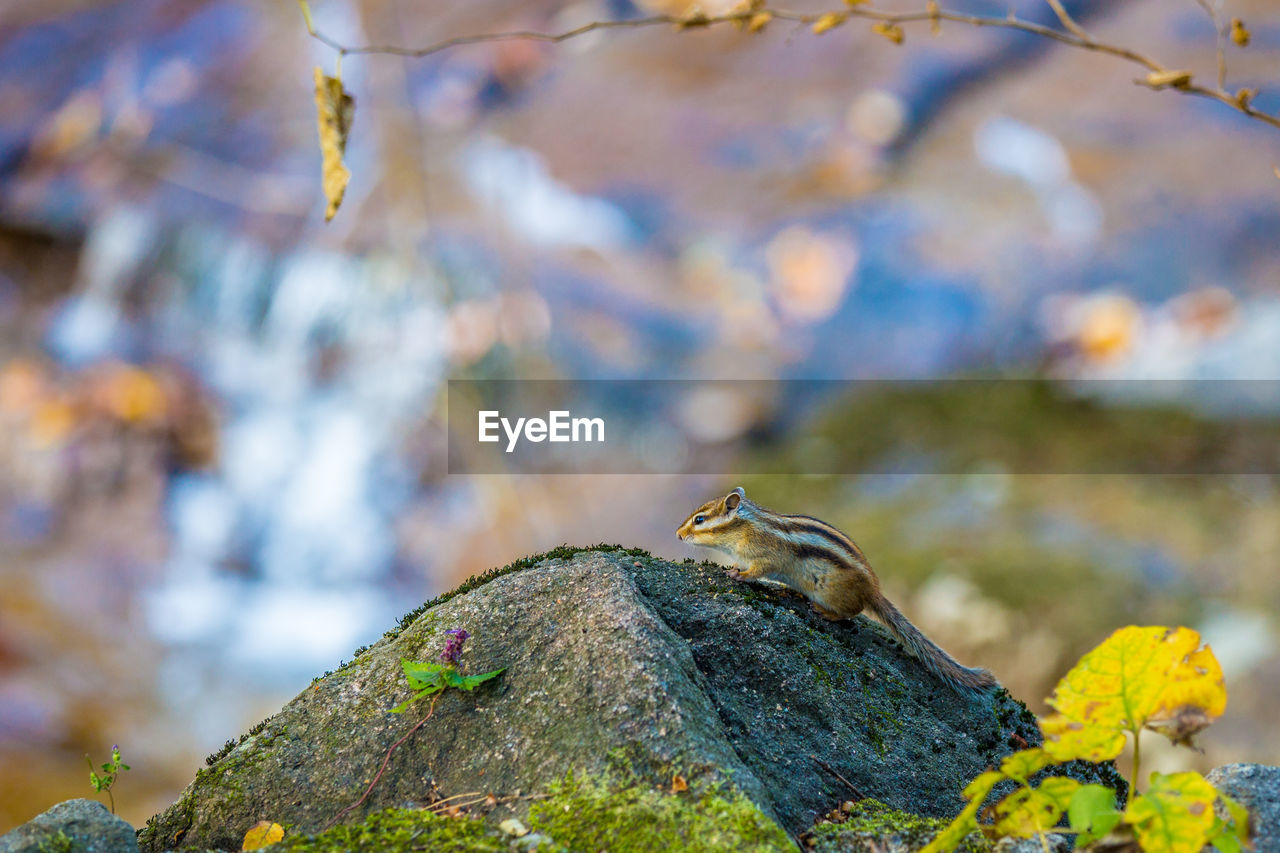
[43,208,447,684]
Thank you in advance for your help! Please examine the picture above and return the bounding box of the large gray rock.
[138,547,1122,851]
[0,799,138,853]
[1208,764,1280,853]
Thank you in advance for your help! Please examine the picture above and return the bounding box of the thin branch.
[1194,0,1228,90]
[1043,0,1093,43]
[296,1,1280,134]
[811,755,866,800]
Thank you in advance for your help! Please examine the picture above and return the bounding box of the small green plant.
[923,626,1251,853]
[86,745,130,814]
[389,629,505,713]
[325,627,505,830]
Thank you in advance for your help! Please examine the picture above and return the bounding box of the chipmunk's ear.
[725,487,744,511]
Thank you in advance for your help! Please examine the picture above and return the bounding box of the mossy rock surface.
[138,546,1121,851]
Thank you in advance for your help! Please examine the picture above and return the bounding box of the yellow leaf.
[998,748,1051,784]
[1125,772,1218,853]
[747,11,772,32]
[1144,70,1193,89]
[995,776,1081,838]
[812,13,847,35]
[1148,634,1226,744]
[1041,713,1126,762]
[871,22,905,44]
[1230,18,1250,47]
[963,770,1006,802]
[313,67,354,222]
[1235,89,1257,110]
[921,770,1006,853]
[242,820,284,851]
[927,0,941,35]
[671,773,689,792]
[1042,627,1225,757]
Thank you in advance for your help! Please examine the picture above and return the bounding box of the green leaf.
[1124,772,1219,853]
[1069,784,1122,844]
[442,668,467,688]
[1208,791,1252,853]
[1210,820,1243,853]
[460,667,506,691]
[389,685,443,714]
[401,659,447,691]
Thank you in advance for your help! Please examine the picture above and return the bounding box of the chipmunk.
[677,487,995,694]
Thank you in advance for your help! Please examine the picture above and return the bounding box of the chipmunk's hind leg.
[809,601,844,621]
[812,569,872,621]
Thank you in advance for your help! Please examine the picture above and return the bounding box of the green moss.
[260,770,790,852]
[271,808,516,852]
[35,830,74,853]
[806,799,989,853]
[204,715,275,766]
[138,787,200,851]
[529,771,793,852]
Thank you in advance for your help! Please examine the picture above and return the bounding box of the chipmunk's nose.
[676,527,685,541]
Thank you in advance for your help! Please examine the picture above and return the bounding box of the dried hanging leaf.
[313,67,354,222]
[1144,70,1193,89]
[871,22,905,44]
[1230,18,1250,47]
[812,13,847,34]
[927,0,941,35]
[1124,772,1218,853]
[242,820,284,851]
[747,11,772,32]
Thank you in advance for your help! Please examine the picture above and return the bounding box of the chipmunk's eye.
[694,515,706,525]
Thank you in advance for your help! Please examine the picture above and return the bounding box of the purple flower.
[440,628,471,665]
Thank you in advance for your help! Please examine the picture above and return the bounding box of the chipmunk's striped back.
[678,486,996,695]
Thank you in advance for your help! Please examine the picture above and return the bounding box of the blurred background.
[1,0,1279,832]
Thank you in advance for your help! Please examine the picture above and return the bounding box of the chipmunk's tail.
[868,593,996,694]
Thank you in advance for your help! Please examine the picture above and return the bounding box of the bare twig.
[811,754,866,800]
[1043,0,1093,42]
[1194,0,1228,90]
[295,0,1280,133]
